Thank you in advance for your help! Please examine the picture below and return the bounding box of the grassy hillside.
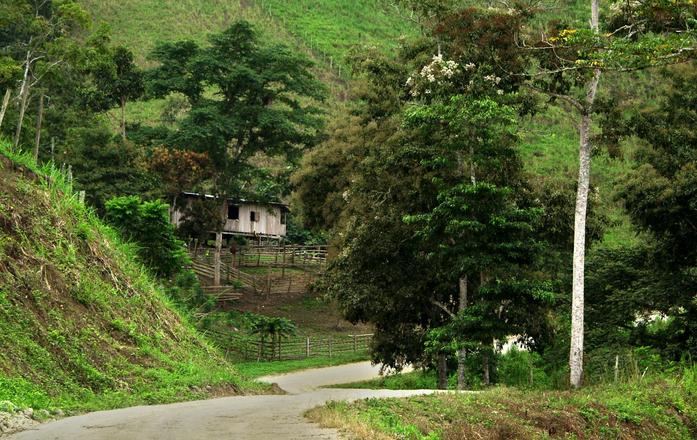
[80,0,414,75]
[257,0,416,77]
[0,140,260,414]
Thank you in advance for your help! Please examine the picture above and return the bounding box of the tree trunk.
[120,95,127,140]
[214,231,222,286]
[14,49,33,148]
[482,350,490,386]
[0,89,11,130]
[569,0,601,390]
[457,276,468,390]
[437,353,448,390]
[33,94,44,161]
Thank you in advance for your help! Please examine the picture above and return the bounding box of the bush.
[105,196,188,278]
[497,347,551,388]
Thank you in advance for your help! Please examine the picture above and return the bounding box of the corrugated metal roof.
[179,192,289,209]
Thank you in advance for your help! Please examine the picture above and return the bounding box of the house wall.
[224,201,286,237]
[171,197,286,237]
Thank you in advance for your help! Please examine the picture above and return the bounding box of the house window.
[280,212,287,225]
[250,211,257,222]
[227,204,239,220]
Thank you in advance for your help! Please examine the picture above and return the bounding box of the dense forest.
[1,0,696,438]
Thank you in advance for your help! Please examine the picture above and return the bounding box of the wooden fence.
[207,331,373,361]
[192,244,328,269]
[190,254,317,296]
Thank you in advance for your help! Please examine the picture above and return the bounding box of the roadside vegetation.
[309,365,697,439]
[0,141,265,417]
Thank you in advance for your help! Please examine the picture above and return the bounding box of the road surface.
[8,362,435,440]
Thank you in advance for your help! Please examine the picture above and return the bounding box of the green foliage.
[249,315,298,361]
[67,130,154,212]
[144,20,326,199]
[105,195,188,278]
[0,376,52,410]
[583,63,697,360]
[304,15,559,377]
[81,43,144,119]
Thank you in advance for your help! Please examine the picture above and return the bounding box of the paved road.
[9,362,435,440]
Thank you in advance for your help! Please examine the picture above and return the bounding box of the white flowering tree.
[402,25,547,387]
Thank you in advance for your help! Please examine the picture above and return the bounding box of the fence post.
[353,334,357,352]
[614,354,619,382]
[306,337,310,358]
[281,244,286,278]
[214,232,222,287]
[329,337,332,359]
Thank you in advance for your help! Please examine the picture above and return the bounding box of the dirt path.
[8,362,434,440]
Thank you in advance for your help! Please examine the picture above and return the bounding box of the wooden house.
[171,192,288,239]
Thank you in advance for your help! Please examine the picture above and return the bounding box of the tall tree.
[146,21,326,200]
[521,0,696,388]
[0,0,89,147]
[82,44,144,139]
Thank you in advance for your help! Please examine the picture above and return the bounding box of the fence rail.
[191,245,328,269]
[207,331,373,361]
[190,254,317,296]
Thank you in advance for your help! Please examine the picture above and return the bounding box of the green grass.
[235,352,368,379]
[329,370,438,391]
[258,0,416,76]
[80,0,415,80]
[81,0,252,65]
[0,139,265,414]
[309,366,697,439]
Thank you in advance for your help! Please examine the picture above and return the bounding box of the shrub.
[105,196,188,278]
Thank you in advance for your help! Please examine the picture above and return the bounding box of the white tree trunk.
[569,0,601,390]
[0,89,11,130]
[14,49,32,148]
[457,276,468,389]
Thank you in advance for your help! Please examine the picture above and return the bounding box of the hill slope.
[0,141,250,417]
